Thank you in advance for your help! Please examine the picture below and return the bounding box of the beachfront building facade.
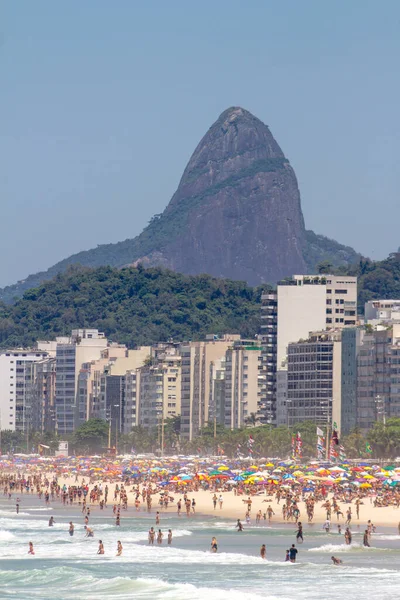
[0,348,51,435]
[29,357,57,434]
[180,335,239,440]
[224,340,261,430]
[137,346,181,431]
[260,275,357,426]
[356,324,400,431]
[55,330,108,434]
[286,330,342,430]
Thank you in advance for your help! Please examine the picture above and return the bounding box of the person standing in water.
[289,544,298,563]
[69,522,74,536]
[97,540,105,554]
[363,529,370,547]
[211,537,218,552]
[236,519,244,531]
[148,527,155,545]
[28,542,35,555]
[116,541,123,556]
[157,529,163,544]
[260,544,266,559]
[48,516,55,527]
[344,527,352,545]
[296,521,303,543]
[167,529,172,545]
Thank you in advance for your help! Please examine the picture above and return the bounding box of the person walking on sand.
[218,494,223,509]
[212,494,217,509]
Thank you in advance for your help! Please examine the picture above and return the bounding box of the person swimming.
[331,556,343,565]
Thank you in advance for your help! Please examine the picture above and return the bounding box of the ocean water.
[0,498,399,599]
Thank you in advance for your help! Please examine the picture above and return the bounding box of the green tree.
[73,419,109,454]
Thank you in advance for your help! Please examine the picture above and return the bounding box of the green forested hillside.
[0,266,267,348]
[340,252,400,310]
[0,254,399,349]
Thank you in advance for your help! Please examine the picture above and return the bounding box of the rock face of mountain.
[133,106,307,283]
[0,107,361,303]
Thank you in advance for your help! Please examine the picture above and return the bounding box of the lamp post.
[114,404,120,455]
[25,405,31,453]
[320,399,331,460]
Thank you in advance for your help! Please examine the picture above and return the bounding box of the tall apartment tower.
[0,349,50,433]
[356,325,400,431]
[260,275,357,425]
[180,335,240,440]
[137,347,181,430]
[55,329,108,434]
[224,340,261,430]
[286,330,342,429]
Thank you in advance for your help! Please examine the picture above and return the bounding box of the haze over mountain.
[0,107,361,303]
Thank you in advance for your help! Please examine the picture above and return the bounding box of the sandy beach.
[9,472,398,529]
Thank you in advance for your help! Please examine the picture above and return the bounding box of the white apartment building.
[365,300,400,324]
[55,329,108,434]
[0,349,50,433]
[224,341,261,429]
[261,274,357,425]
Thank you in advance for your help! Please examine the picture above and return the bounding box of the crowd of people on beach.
[1,465,398,565]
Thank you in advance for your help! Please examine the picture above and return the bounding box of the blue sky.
[1,0,399,286]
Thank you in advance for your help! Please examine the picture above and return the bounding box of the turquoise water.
[0,499,399,599]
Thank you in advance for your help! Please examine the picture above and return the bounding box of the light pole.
[25,405,31,453]
[114,404,120,455]
[320,399,331,460]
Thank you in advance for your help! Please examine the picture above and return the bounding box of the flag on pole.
[339,445,346,461]
[296,432,302,458]
[365,442,372,454]
[291,435,296,459]
[247,435,254,455]
[316,427,324,437]
[317,436,325,460]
